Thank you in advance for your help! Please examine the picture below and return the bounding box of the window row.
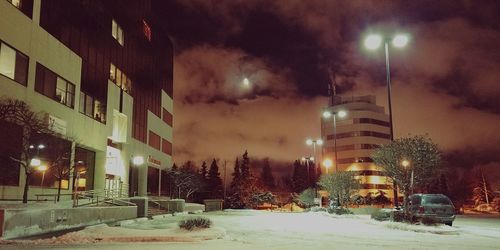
[360,184,392,190]
[352,170,385,176]
[355,118,390,127]
[148,130,172,156]
[109,63,132,93]
[162,108,173,126]
[35,63,75,108]
[0,41,28,85]
[324,144,380,153]
[337,157,373,164]
[79,91,106,123]
[327,131,391,140]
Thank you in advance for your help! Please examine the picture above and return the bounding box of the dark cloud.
[155,0,500,177]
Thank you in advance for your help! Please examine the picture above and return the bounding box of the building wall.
[0,0,173,200]
[321,95,394,199]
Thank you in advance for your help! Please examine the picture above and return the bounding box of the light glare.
[243,78,250,86]
[132,156,145,166]
[37,165,48,171]
[316,139,323,145]
[364,34,382,50]
[306,139,313,146]
[401,159,410,167]
[322,111,331,119]
[392,34,409,48]
[30,158,41,167]
[338,110,347,118]
[323,159,333,168]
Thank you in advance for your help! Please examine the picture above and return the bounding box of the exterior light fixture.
[132,156,145,166]
[306,139,313,146]
[243,78,250,86]
[392,34,409,48]
[401,159,410,168]
[30,158,41,167]
[364,34,383,50]
[37,165,48,171]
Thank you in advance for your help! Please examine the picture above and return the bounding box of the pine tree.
[207,159,223,198]
[230,157,241,189]
[241,150,250,178]
[199,161,208,180]
[292,160,307,193]
[260,158,275,190]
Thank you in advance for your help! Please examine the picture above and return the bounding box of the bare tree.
[0,98,50,203]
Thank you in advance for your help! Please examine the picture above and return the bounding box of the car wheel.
[445,222,453,226]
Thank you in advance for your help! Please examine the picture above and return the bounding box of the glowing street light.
[402,159,414,195]
[243,77,250,87]
[30,158,41,167]
[323,159,333,174]
[322,110,348,172]
[37,165,48,191]
[363,32,410,207]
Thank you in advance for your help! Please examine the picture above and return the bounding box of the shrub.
[328,207,353,215]
[371,209,391,221]
[298,188,317,208]
[178,217,212,231]
[421,216,440,225]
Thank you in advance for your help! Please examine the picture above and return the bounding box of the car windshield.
[424,196,451,205]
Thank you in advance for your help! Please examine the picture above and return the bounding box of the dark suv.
[408,194,456,226]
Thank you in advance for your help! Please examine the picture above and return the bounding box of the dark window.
[162,138,172,155]
[162,108,172,126]
[337,157,373,164]
[0,41,29,85]
[328,131,390,140]
[354,118,390,127]
[148,131,161,151]
[423,196,452,205]
[35,63,75,108]
[74,147,95,191]
[147,167,159,195]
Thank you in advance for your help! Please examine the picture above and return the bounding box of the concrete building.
[321,95,394,200]
[0,0,173,200]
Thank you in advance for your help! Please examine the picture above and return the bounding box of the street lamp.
[37,165,48,193]
[306,138,323,183]
[322,159,332,174]
[364,32,409,207]
[322,110,347,173]
[401,159,413,195]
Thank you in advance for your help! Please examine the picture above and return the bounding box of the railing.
[73,188,135,208]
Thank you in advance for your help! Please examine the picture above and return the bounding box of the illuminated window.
[35,63,75,108]
[109,63,132,94]
[79,91,106,123]
[112,19,124,46]
[0,41,28,85]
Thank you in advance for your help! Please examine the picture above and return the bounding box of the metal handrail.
[73,188,133,207]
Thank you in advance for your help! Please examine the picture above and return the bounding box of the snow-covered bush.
[298,188,316,208]
[371,209,391,221]
[328,207,353,215]
[178,217,212,230]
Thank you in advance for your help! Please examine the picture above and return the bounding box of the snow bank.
[369,220,459,235]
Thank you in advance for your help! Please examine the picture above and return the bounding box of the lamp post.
[322,159,332,174]
[322,110,347,173]
[364,32,409,207]
[401,159,413,195]
[37,165,48,194]
[306,138,322,186]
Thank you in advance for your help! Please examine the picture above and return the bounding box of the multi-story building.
[0,0,173,200]
[321,95,394,200]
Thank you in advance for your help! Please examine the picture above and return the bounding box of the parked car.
[408,194,456,226]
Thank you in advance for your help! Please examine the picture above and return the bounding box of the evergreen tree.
[207,159,224,198]
[260,158,276,190]
[199,161,208,181]
[292,160,307,193]
[241,150,250,178]
[230,157,241,189]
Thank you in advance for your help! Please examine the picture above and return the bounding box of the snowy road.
[2,210,499,250]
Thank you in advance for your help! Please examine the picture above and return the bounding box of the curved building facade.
[321,95,394,200]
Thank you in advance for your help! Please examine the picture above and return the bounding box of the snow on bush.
[179,217,212,231]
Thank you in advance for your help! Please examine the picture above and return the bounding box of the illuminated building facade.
[0,0,173,200]
[321,95,394,200]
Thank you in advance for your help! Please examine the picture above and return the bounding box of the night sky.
[154,0,500,187]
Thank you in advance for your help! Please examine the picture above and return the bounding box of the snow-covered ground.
[1,210,500,249]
